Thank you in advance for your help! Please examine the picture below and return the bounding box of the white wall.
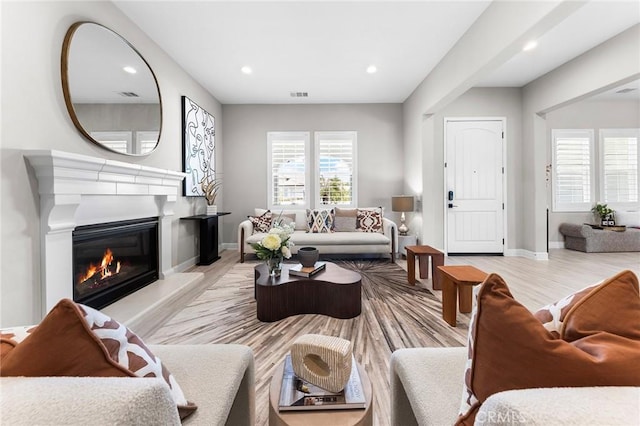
[402,1,581,256]
[522,24,640,254]
[546,98,640,243]
[431,88,523,250]
[221,103,404,244]
[0,1,222,326]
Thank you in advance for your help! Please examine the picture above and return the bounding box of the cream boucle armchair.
[0,344,255,425]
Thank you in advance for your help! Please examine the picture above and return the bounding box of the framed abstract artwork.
[182,95,215,196]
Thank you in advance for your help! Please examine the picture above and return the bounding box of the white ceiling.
[113,1,640,105]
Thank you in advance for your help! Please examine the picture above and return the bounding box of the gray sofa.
[391,347,640,425]
[559,223,640,252]
[238,208,397,262]
[0,344,255,425]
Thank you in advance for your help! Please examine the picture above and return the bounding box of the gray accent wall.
[221,104,404,245]
[546,99,640,243]
[1,1,221,326]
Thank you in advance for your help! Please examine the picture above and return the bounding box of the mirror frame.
[61,21,163,156]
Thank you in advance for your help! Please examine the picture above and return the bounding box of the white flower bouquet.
[250,218,294,261]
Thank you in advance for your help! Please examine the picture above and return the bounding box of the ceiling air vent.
[118,91,140,98]
[290,92,308,98]
[616,88,636,94]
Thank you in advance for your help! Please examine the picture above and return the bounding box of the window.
[600,129,639,206]
[552,129,595,212]
[315,131,357,207]
[267,131,358,210]
[267,132,310,209]
[90,131,132,154]
[136,131,159,155]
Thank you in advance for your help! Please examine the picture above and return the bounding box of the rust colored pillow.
[0,299,196,420]
[457,271,640,425]
[535,270,640,342]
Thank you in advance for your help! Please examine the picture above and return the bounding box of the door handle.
[448,203,458,208]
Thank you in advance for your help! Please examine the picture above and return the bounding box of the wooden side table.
[268,358,373,426]
[437,265,488,327]
[405,245,444,289]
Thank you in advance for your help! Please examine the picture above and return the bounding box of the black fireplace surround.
[73,217,159,309]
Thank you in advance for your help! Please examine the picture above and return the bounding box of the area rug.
[147,259,469,425]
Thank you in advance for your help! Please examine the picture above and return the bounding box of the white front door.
[445,119,505,254]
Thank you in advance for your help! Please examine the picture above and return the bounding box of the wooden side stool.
[405,245,444,289]
[437,265,488,327]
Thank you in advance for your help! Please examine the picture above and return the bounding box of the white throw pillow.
[615,211,640,228]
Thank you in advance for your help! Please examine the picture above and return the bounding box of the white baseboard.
[504,249,549,260]
[221,243,238,251]
[174,256,198,273]
[548,241,565,249]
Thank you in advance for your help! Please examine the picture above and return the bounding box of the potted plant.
[200,171,222,215]
[591,203,615,226]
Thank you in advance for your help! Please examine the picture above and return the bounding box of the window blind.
[267,132,309,207]
[315,132,357,207]
[552,130,594,211]
[602,131,639,203]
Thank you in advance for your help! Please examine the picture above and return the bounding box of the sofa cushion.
[246,230,390,246]
[457,271,640,425]
[616,210,640,228]
[249,210,272,234]
[307,209,334,233]
[0,299,196,420]
[356,208,383,233]
[256,208,307,230]
[333,207,357,232]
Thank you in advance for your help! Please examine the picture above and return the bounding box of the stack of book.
[288,261,326,278]
[278,354,366,411]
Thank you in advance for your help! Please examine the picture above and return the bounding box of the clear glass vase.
[266,256,283,278]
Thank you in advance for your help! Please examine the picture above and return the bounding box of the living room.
[1,1,639,425]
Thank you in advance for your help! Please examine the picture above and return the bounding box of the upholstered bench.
[559,223,640,253]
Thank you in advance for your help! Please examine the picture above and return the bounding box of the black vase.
[297,247,319,267]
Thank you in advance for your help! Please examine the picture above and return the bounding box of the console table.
[181,213,230,265]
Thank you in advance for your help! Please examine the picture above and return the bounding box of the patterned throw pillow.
[535,270,640,342]
[0,325,37,359]
[306,209,334,233]
[533,282,601,339]
[333,207,357,232]
[249,210,272,234]
[0,299,197,420]
[356,208,383,233]
[456,270,640,425]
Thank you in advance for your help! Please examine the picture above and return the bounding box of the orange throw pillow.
[0,299,196,420]
[457,271,640,425]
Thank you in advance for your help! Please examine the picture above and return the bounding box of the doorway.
[444,118,506,254]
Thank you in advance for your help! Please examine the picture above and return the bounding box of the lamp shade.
[391,196,414,212]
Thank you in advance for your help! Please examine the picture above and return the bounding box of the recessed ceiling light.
[366,65,377,74]
[523,40,538,52]
[123,66,137,74]
[241,66,252,75]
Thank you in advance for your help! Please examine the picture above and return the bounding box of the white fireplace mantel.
[24,150,186,316]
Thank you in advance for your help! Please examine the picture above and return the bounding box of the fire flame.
[78,248,121,284]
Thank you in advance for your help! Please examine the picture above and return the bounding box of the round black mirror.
[62,22,162,156]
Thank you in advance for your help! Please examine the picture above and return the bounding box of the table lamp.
[391,195,414,236]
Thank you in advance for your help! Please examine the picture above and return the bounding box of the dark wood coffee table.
[254,262,362,322]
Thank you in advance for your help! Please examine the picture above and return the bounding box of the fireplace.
[73,217,159,309]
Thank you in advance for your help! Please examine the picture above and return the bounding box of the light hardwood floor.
[151,249,639,425]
